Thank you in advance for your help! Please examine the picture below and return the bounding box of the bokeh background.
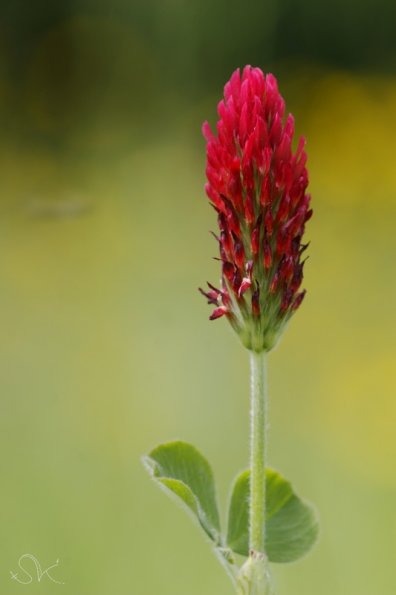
[1,1,395,594]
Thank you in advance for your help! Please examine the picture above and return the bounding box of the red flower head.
[200,66,312,352]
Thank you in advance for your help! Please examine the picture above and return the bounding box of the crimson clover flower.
[200,66,312,352]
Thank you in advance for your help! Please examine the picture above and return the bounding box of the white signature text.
[10,554,65,585]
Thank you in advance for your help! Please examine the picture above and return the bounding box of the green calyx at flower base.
[143,66,319,595]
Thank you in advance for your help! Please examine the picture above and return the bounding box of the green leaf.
[266,491,319,563]
[143,440,221,542]
[226,469,250,555]
[226,468,319,563]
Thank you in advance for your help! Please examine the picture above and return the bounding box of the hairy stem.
[249,351,268,553]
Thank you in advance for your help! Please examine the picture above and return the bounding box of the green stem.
[249,350,268,554]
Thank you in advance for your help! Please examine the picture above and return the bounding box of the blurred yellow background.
[0,2,395,594]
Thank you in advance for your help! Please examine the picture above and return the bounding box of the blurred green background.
[0,0,395,593]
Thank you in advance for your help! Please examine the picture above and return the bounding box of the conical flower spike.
[201,66,312,352]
